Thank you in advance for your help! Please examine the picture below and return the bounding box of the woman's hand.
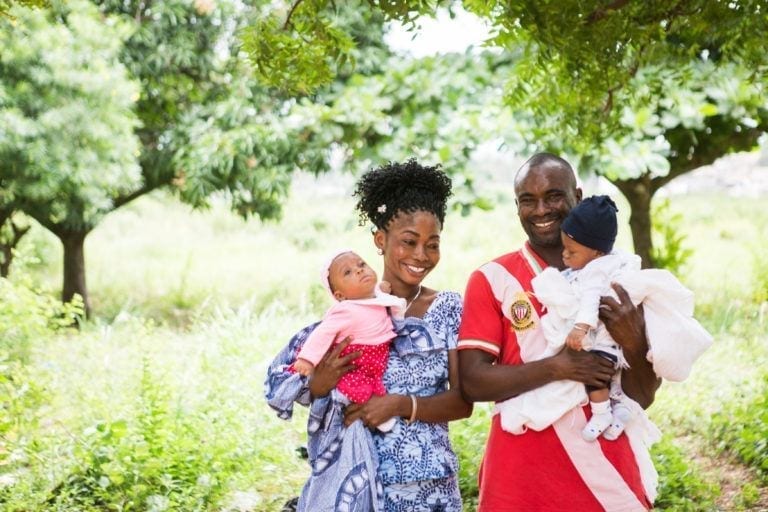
[308,336,361,399]
[344,394,409,428]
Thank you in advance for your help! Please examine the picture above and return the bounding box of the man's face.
[515,165,581,249]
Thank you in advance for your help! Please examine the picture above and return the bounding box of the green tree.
[469,1,768,266]
[1,0,342,314]
[0,0,142,315]
[247,1,768,267]
[311,49,523,212]
[0,0,47,17]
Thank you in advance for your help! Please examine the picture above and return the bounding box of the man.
[458,153,661,511]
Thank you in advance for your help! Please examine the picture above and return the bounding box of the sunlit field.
[2,173,767,511]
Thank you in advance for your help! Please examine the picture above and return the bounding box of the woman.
[265,159,472,511]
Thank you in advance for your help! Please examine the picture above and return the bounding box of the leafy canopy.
[463,0,768,146]
[0,0,142,231]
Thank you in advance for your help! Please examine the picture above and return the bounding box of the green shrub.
[710,374,768,483]
[651,198,693,274]
[45,361,230,511]
[652,436,720,510]
[0,276,82,361]
[0,274,81,502]
[751,239,768,304]
[452,407,493,509]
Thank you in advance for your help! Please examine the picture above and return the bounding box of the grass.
[2,177,768,510]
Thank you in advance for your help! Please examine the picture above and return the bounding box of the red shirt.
[458,243,651,511]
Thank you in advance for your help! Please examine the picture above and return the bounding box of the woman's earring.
[377,248,384,256]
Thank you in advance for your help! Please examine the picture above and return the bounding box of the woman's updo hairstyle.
[353,159,453,231]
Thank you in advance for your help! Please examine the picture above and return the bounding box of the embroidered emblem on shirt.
[510,291,535,332]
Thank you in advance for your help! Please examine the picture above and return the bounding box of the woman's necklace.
[404,285,423,313]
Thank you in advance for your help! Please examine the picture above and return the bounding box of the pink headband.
[320,248,354,300]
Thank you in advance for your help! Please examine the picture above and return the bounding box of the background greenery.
[2,1,767,510]
[1,171,767,511]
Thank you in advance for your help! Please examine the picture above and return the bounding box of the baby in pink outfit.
[293,249,405,431]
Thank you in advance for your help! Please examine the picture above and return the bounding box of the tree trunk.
[613,175,655,269]
[57,229,91,317]
[0,215,31,278]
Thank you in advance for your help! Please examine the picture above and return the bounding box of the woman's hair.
[353,159,453,230]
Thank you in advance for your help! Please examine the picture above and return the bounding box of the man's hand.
[308,336,361,399]
[551,347,615,388]
[600,283,646,354]
[599,282,661,408]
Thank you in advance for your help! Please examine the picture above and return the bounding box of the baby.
[293,249,405,431]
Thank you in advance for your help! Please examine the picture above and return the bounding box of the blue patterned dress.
[265,291,463,512]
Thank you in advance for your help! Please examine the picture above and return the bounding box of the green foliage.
[0,0,47,17]
[750,236,768,303]
[314,50,523,212]
[238,1,768,268]
[242,2,355,95]
[466,1,768,143]
[0,352,46,438]
[0,0,142,231]
[4,188,768,509]
[710,374,768,483]
[0,275,82,360]
[650,198,692,273]
[0,273,80,504]
[652,436,720,510]
[242,0,442,93]
[46,362,228,510]
[733,482,761,510]
[451,405,491,508]
[570,61,768,179]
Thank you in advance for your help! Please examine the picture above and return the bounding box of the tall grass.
[2,177,767,510]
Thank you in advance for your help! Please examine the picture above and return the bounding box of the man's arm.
[600,283,661,409]
[459,347,616,403]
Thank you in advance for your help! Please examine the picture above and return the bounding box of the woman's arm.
[344,350,472,427]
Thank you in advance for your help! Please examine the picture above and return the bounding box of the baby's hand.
[379,280,392,294]
[293,358,315,377]
[565,327,587,350]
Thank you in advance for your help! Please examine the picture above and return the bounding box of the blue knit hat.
[561,195,618,253]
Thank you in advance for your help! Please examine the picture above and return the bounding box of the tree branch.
[283,0,305,30]
[587,0,631,24]
[112,182,162,210]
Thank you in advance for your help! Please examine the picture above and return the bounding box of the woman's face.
[375,210,441,290]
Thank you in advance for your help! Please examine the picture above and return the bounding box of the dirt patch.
[679,434,768,511]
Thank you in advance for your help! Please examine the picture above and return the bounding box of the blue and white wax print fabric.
[265,322,384,512]
[263,291,463,512]
[373,291,461,487]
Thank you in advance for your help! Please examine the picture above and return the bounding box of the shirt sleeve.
[573,261,611,328]
[296,304,351,365]
[435,291,463,350]
[457,269,503,358]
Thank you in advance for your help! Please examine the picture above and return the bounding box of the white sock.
[582,400,612,442]
[602,404,633,441]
